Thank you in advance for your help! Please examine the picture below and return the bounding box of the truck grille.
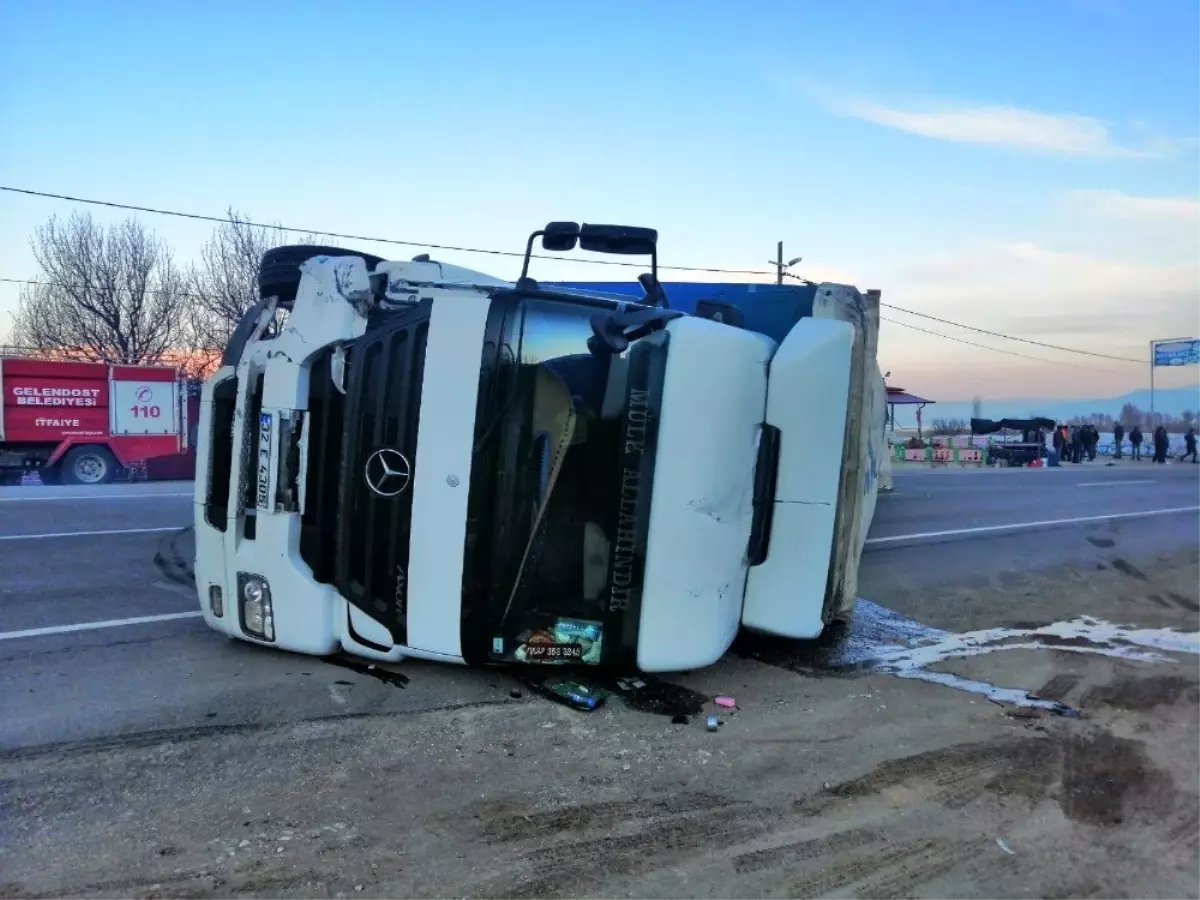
[241,373,265,540]
[300,307,430,646]
[299,352,344,583]
[204,375,238,532]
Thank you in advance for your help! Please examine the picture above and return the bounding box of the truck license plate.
[256,412,273,510]
[524,643,583,662]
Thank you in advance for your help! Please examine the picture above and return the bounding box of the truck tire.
[258,245,386,306]
[60,446,117,486]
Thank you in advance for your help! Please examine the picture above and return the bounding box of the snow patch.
[838,598,1198,711]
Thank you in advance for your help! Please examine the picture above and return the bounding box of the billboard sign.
[1153,338,1200,368]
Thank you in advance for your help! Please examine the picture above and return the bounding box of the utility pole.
[770,243,803,284]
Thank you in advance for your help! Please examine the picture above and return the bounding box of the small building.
[886,386,935,438]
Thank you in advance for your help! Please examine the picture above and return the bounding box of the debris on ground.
[527,677,606,711]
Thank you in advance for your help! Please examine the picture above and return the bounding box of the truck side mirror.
[578,224,657,256]
[541,222,580,252]
[519,221,659,283]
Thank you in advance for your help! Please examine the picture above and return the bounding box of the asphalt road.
[862,461,1199,627]
[1,463,1196,755]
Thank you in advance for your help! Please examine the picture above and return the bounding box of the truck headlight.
[237,573,274,642]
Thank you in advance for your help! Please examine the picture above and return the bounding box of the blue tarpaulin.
[549,282,818,344]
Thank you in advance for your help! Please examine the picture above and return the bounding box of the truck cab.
[193,224,875,672]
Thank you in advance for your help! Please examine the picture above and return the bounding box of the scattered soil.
[4,546,1197,900]
[1083,675,1200,711]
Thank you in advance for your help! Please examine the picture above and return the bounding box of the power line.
[0,280,1144,371]
[0,276,210,301]
[881,316,1094,369]
[0,186,767,276]
[0,184,1149,364]
[882,301,1143,364]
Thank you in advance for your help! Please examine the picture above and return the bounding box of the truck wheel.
[258,245,386,306]
[61,446,117,486]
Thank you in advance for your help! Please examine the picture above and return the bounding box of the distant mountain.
[893,384,1200,427]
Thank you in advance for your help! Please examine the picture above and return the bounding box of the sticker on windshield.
[553,618,602,643]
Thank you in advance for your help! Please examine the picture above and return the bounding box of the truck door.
[741,317,855,640]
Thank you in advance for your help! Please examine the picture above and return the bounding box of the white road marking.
[883,472,1060,480]
[866,505,1200,546]
[153,580,195,598]
[0,492,192,503]
[0,611,202,642]
[1076,480,1155,488]
[0,526,185,542]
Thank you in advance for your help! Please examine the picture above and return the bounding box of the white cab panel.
[403,291,491,657]
[637,317,775,672]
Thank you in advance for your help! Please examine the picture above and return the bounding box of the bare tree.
[971,395,982,419]
[9,213,188,364]
[186,209,319,357]
[930,417,970,435]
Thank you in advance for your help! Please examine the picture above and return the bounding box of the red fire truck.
[0,357,188,486]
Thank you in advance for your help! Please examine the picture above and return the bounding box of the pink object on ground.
[715,696,736,709]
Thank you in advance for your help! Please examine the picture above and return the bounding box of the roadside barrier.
[893,444,988,466]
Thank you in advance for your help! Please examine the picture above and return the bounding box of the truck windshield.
[460,294,667,668]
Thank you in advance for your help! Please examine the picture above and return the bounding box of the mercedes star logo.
[364,448,412,498]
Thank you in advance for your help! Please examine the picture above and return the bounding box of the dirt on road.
[2,550,1198,899]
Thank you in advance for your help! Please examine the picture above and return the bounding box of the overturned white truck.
[192,224,891,672]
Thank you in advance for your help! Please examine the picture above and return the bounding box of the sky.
[1,0,1197,402]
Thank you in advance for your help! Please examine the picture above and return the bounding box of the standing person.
[1113,422,1125,459]
[1130,425,1143,461]
[1052,424,1065,463]
[1153,425,1169,464]
[1070,425,1083,464]
[1183,427,1198,464]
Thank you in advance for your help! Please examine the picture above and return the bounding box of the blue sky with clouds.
[2,0,1197,400]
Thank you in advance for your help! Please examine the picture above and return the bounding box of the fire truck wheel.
[61,446,117,486]
[258,245,386,306]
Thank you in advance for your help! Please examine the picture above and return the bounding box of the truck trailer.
[0,357,187,485]
[192,224,889,672]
